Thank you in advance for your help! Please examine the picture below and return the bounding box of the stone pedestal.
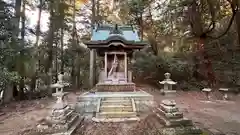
[219,88,229,100]
[155,100,202,135]
[37,92,82,135]
[202,88,212,100]
[50,83,64,93]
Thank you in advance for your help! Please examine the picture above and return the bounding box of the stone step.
[100,105,133,112]
[96,112,137,118]
[101,98,131,102]
[101,100,132,106]
[66,113,79,130]
[102,97,131,101]
[156,108,183,119]
[92,117,140,123]
[65,110,74,120]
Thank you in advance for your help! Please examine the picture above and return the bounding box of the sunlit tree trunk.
[45,0,55,74]
[59,0,64,73]
[18,0,26,100]
[36,0,43,68]
[13,0,22,38]
[30,0,43,96]
[71,0,76,87]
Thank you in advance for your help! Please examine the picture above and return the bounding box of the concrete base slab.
[78,91,153,98]
[92,117,140,122]
[200,100,217,104]
[76,91,154,114]
[215,100,235,104]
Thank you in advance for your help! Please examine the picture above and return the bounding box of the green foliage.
[0,67,20,93]
[132,50,193,87]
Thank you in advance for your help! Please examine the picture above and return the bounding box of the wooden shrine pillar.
[89,49,96,88]
[124,52,128,81]
[104,52,108,79]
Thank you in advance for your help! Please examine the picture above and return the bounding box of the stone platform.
[96,82,136,91]
[76,91,154,122]
[154,100,202,135]
[37,92,83,135]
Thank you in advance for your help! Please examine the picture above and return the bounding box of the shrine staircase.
[93,97,139,122]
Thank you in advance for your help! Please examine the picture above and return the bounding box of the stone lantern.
[159,72,177,95]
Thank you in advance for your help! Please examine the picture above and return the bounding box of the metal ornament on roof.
[110,24,123,35]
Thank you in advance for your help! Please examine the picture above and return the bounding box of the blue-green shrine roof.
[91,24,141,42]
[85,24,148,49]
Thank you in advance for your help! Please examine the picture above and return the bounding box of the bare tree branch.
[207,0,238,39]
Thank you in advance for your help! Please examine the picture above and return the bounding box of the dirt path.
[0,92,80,135]
[0,98,54,135]
[75,114,164,135]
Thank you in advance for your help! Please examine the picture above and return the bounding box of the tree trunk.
[96,0,100,23]
[13,0,22,38]
[17,0,26,100]
[147,6,158,55]
[60,24,64,73]
[45,1,55,73]
[31,0,43,96]
[76,53,81,88]
[189,1,216,87]
[235,10,240,48]
[2,84,13,104]
[70,0,76,88]
[55,42,58,83]
[140,13,143,41]
[36,0,43,72]
[71,62,75,87]
[89,0,96,88]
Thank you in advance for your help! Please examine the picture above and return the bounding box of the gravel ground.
[1,87,240,135]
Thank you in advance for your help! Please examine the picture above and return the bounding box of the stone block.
[161,128,176,135]
[51,106,70,117]
[166,118,193,127]
[202,88,212,92]
[219,88,229,92]
[157,108,183,119]
[135,102,152,112]
[161,127,202,135]
[159,104,179,113]
[162,99,176,106]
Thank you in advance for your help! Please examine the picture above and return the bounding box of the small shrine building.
[85,24,148,91]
